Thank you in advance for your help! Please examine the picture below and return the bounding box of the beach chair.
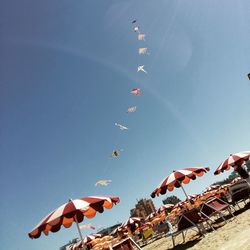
[169,208,211,247]
[229,180,250,209]
[199,197,234,223]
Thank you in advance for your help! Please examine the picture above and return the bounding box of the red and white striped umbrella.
[173,195,198,209]
[156,204,174,213]
[68,241,83,250]
[214,151,250,175]
[69,234,102,250]
[151,167,210,198]
[230,177,242,185]
[28,196,120,239]
[184,194,199,202]
[83,233,102,244]
[136,222,152,232]
[173,200,186,209]
[121,217,142,228]
[145,212,157,221]
[110,226,123,235]
[203,184,220,193]
[219,183,231,190]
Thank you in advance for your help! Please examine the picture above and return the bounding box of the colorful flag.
[131,88,141,96]
[115,123,129,130]
[95,180,112,186]
[138,34,145,41]
[127,106,137,113]
[79,224,96,230]
[134,26,140,32]
[138,48,148,55]
[137,65,147,74]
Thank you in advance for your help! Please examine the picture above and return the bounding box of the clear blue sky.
[1,0,250,249]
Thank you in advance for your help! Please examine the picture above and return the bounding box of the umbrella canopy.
[173,200,186,209]
[110,225,123,235]
[203,184,220,193]
[68,241,83,250]
[121,217,142,228]
[151,215,165,225]
[214,151,250,175]
[68,234,101,250]
[70,235,112,250]
[151,167,210,198]
[28,196,120,239]
[230,177,242,185]
[156,204,174,213]
[145,212,157,221]
[184,194,199,202]
[135,223,152,233]
[83,233,102,244]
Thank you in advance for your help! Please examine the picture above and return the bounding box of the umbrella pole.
[74,218,83,240]
[179,182,192,206]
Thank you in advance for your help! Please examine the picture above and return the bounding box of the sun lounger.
[199,197,234,223]
[229,180,250,209]
[169,208,212,247]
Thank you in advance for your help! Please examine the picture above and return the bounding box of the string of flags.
[95,18,149,187]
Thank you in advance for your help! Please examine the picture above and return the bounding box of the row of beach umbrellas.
[28,151,250,247]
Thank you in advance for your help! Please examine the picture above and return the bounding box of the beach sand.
[142,204,250,250]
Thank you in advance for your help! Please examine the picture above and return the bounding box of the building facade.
[130,198,156,219]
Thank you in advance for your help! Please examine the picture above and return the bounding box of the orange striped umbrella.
[28,196,120,239]
[214,151,250,175]
[151,167,210,203]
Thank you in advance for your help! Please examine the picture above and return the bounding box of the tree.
[162,195,181,205]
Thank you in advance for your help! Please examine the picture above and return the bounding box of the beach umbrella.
[83,233,102,244]
[68,241,83,250]
[214,151,250,175]
[110,225,123,235]
[145,212,157,221]
[230,177,242,185]
[151,167,210,203]
[156,204,174,213]
[135,223,151,233]
[184,194,199,201]
[197,191,211,201]
[121,217,142,228]
[68,234,102,250]
[219,183,231,189]
[151,215,165,225]
[28,196,120,239]
[203,184,220,193]
[144,221,153,227]
[173,200,186,209]
[215,184,231,197]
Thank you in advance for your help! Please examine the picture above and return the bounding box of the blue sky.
[1,0,250,249]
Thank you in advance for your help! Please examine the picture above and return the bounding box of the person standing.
[233,159,250,186]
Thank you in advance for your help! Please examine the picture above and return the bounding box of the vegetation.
[162,195,181,205]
